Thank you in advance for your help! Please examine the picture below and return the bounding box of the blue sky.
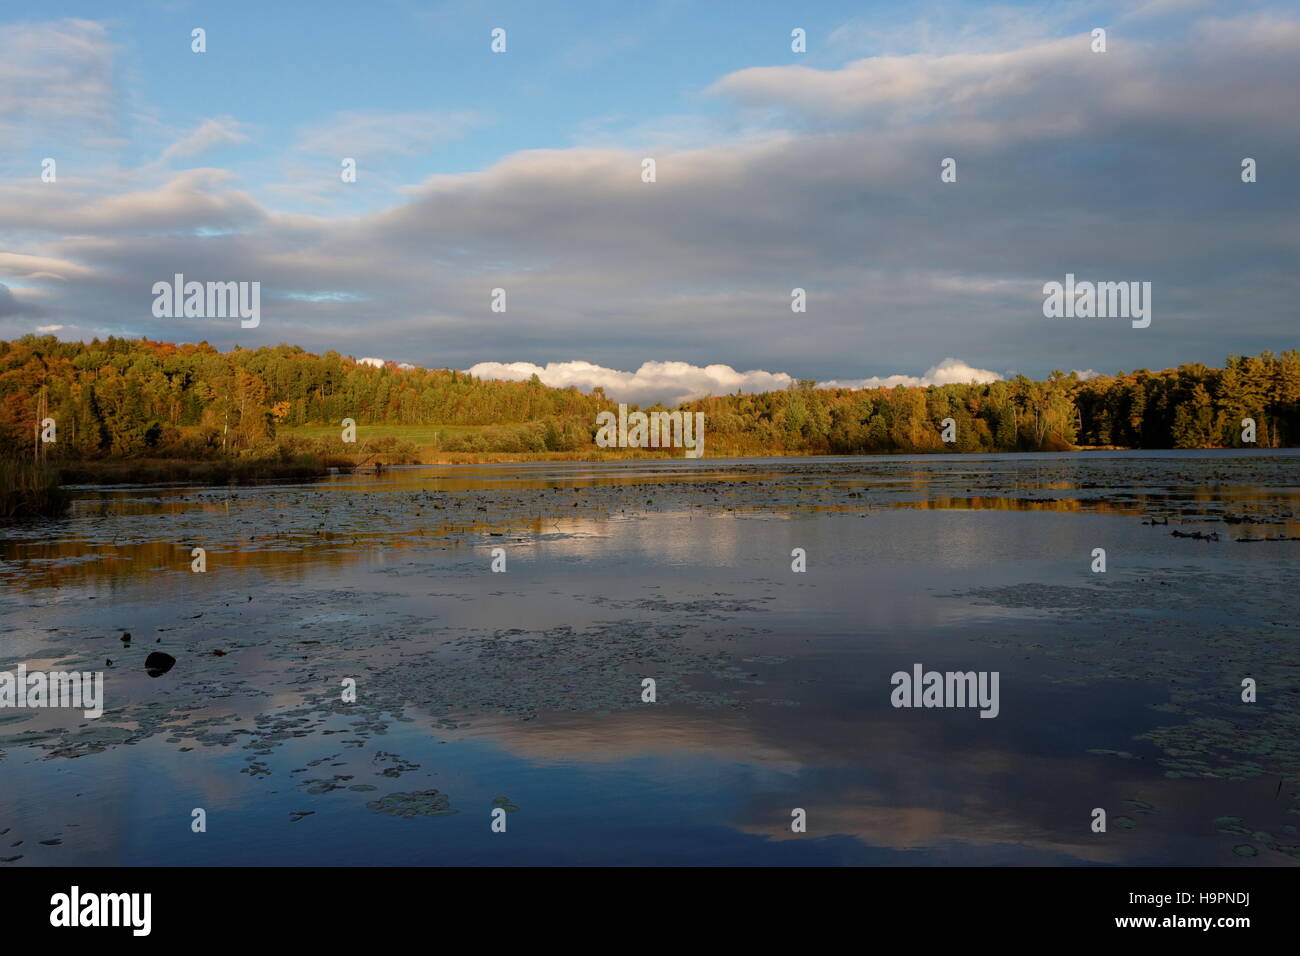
[29,0,1124,211]
[2,0,1298,403]
[37,2,1096,182]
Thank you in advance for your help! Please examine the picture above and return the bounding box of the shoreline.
[21,442,1296,488]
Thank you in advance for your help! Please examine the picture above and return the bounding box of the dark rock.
[144,651,176,678]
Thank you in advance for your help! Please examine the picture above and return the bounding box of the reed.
[0,458,71,518]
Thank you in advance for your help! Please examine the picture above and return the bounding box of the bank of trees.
[1073,353,1300,449]
[1,335,1296,460]
[688,373,1081,455]
[0,337,607,458]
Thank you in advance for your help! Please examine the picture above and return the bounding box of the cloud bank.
[821,358,1003,391]
[466,357,1002,405]
[466,359,794,406]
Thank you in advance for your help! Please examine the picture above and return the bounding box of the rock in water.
[144,651,176,677]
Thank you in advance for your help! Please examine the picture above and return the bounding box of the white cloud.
[159,117,249,164]
[0,252,97,280]
[821,357,1003,391]
[0,19,115,126]
[0,168,263,235]
[466,360,794,406]
[709,37,1087,120]
[466,358,1003,405]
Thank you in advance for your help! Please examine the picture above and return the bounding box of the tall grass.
[0,459,70,518]
[53,444,362,486]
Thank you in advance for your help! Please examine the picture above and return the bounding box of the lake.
[2,450,1298,865]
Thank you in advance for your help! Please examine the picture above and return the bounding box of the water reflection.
[1,451,1298,865]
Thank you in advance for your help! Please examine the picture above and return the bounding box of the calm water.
[2,450,1298,866]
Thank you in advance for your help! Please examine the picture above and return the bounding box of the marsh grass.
[55,455,343,486]
[0,459,70,517]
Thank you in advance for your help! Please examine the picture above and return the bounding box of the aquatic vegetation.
[367,790,456,818]
[0,460,69,518]
[2,452,1298,864]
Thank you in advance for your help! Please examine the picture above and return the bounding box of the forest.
[1,336,1298,468]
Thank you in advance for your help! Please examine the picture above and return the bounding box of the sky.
[1,0,1297,404]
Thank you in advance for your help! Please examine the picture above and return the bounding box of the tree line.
[1,335,1297,460]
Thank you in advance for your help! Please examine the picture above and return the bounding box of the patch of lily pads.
[367,789,456,818]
